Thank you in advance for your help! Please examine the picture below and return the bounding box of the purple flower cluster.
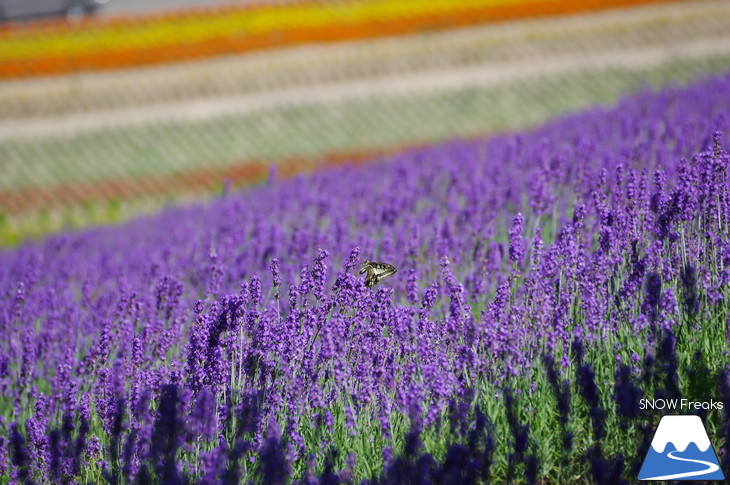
[1,72,730,482]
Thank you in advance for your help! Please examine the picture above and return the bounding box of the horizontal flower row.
[0,0,671,78]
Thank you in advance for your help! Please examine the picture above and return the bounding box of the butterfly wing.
[364,261,397,287]
[370,262,397,278]
[365,266,378,288]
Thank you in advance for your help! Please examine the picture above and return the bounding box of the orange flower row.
[0,0,682,79]
[0,142,414,213]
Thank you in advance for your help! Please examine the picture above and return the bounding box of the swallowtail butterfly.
[360,260,397,288]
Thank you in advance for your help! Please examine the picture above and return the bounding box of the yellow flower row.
[0,0,538,60]
[0,0,673,77]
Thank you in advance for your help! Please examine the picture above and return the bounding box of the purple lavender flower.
[190,387,217,442]
[577,364,604,442]
[311,248,330,301]
[613,365,642,423]
[508,213,526,265]
[257,418,289,485]
[680,264,700,318]
[270,258,282,290]
[344,247,361,273]
[641,271,662,322]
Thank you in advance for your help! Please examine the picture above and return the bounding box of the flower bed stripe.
[0,0,685,78]
[0,144,399,213]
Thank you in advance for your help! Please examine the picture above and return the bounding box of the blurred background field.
[4,2,730,483]
[1,0,730,245]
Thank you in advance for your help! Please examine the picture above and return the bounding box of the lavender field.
[2,72,730,484]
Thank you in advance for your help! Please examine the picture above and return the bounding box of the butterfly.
[360,260,397,288]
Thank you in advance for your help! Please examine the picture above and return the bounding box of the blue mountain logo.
[638,415,725,481]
